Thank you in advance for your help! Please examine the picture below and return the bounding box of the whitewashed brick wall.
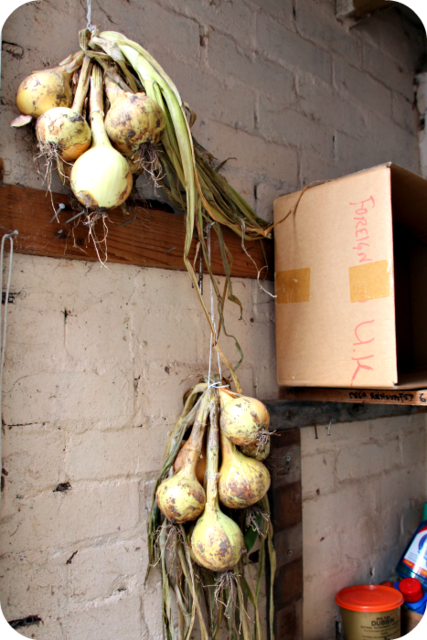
[0,1,426,639]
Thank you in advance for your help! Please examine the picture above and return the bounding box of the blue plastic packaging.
[396,517,427,589]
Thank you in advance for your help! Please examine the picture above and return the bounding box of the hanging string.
[0,230,18,503]
[207,223,221,386]
[86,0,94,31]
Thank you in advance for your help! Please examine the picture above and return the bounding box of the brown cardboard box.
[274,163,427,389]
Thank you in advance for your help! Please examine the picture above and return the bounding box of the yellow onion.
[123,151,145,175]
[70,65,133,209]
[218,433,270,509]
[173,437,206,484]
[56,158,73,188]
[16,51,84,118]
[219,388,270,446]
[192,390,245,571]
[156,391,210,524]
[104,77,165,153]
[35,57,92,162]
[240,435,271,461]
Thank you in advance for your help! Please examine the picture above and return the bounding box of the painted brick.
[392,91,419,132]
[208,31,296,107]
[2,370,134,426]
[296,72,368,138]
[58,595,143,640]
[0,481,140,553]
[65,430,160,481]
[257,100,335,162]
[362,41,417,101]
[301,450,337,501]
[257,13,332,83]
[249,0,294,24]
[334,57,393,116]
[162,56,255,131]
[295,0,362,65]
[67,541,147,603]
[1,425,67,498]
[204,121,299,184]
[156,0,258,50]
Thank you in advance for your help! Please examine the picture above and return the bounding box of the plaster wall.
[0,1,426,639]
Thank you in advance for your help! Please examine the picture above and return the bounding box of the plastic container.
[335,585,404,640]
[396,517,427,588]
[398,577,427,615]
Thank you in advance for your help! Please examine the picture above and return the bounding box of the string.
[207,223,221,385]
[0,231,18,503]
[86,0,94,31]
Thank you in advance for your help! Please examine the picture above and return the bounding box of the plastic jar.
[335,585,404,639]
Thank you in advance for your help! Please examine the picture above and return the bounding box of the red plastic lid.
[336,585,404,613]
[380,581,394,588]
[399,578,423,603]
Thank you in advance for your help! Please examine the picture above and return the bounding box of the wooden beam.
[0,183,273,279]
[279,386,427,406]
[269,429,303,640]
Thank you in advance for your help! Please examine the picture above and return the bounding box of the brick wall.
[0,1,426,639]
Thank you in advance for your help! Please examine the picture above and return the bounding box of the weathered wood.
[278,386,427,407]
[0,183,273,279]
[269,429,303,640]
[265,399,423,430]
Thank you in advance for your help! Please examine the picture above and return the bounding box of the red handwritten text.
[349,195,375,264]
[351,320,375,386]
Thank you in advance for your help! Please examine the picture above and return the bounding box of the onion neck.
[72,56,91,114]
[104,76,127,105]
[220,432,236,465]
[205,389,221,509]
[89,65,112,148]
[182,389,211,477]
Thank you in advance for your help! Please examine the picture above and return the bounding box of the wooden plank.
[0,183,273,279]
[264,399,423,430]
[279,386,427,406]
[269,428,303,640]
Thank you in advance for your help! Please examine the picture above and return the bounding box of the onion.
[156,391,210,524]
[219,389,270,446]
[104,77,165,153]
[35,56,92,162]
[218,433,270,509]
[70,65,133,209]
[56,158,73,188]
[173,437,206,484]
[192,390,245,571]
[240,435,271,461]
[16,51,84,118]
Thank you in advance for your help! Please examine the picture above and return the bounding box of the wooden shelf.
[0,183,273,279]
[279,386,427,406]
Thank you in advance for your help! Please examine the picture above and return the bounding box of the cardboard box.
[401,608,423,634]
[274,163,427,389]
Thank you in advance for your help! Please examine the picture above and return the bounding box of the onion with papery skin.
[16,51,84,118]
[240,435,270,461]
[156,391,210,524]
[218,433,270,509]
[192,390,245,571]
[173,437,206,484]
[104,77,165,154]
[70,65,133,209]
[219,388,270,446]
[35,57,92,162]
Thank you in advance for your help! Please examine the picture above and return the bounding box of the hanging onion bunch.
[147,382,276,640]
